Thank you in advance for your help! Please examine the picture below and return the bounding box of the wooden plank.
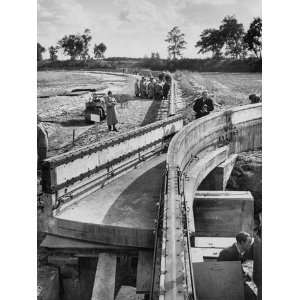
[193,261,245,300]
[41,234,129,250]
[91,253,117,300]
[191,247,224,263]
[194,237,235,248]
[193,191,254,237]
[136,251,153,294]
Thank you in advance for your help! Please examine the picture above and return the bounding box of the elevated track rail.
[40,72,262,300]
[158,103,262,299]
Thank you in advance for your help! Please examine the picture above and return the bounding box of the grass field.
[176,71,261,107]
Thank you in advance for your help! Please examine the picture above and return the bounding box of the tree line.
[166,16,261,60]
[37,15,261,63]
[37,28,107,61]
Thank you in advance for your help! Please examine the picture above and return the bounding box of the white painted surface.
[194,237,235,248]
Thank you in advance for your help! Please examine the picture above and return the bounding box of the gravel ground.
[38,71,156,157]
[52,99,155,155]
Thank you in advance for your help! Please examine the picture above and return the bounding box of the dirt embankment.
[227,150,262,234]
[174,71,261,122]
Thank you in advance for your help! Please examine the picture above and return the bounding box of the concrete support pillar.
[91,253,117,300]
[198,154,238,191]
[136,250,153,297]
[38,266,60,300]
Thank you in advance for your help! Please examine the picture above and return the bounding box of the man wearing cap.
[193,90,214,119]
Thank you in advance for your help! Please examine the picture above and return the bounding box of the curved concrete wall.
[160,103,262,300]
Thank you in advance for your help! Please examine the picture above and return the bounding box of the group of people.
[135,73,171,101]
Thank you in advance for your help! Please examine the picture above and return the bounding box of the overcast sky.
[38,0,261,59]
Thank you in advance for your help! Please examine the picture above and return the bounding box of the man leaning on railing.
[193,90,214,119]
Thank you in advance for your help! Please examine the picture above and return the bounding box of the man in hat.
[163,74,171,100]
[148,77,155,99]
[140,76,147,98]
[154,73,164,101]
[135,77,140,97]
[105,91,118,132]
[37,116,48,170]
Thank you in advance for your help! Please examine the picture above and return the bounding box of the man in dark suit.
[218,232,253,263]
[37,116,48,170]
[218,232,257,300]
[193,90,214,119]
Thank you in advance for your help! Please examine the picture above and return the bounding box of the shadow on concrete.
[141,100,162,126]
[102,161,165,227]
[60,119,92,127]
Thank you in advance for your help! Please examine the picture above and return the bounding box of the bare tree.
[165,26,187,60]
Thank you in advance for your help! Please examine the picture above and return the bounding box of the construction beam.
[136,251,153,295]
[198,154,238,191]
[91,253,117,300]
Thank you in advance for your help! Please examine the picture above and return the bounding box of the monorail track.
[40,72,261,300]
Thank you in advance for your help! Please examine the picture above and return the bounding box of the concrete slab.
[56,154,165,229]
[47,155,166,247]
[41,234,129,250]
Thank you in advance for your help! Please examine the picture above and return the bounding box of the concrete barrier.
[160,103,262,300]
[42,115,183,199]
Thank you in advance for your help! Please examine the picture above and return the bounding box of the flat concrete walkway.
[56,154,166,230]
